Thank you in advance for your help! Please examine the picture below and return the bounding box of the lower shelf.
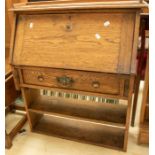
[31,113,125,150]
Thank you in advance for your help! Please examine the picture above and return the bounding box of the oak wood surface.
[5,74,18,107]
[13,12,135,74]
[33,113,125,149]
[19,83,129,100]
[138,124,149,144]
[123,75,135,151]
[140,56,149,123]
[5,132,12,149]
[11,0,147,13]
[9,115,27,140]
[131,11,141,73]
[22,67,129,95]
[131,13,149,126]
[5,48,12,75]
[28,89,127,125]
[10,0,144,151]
[138,55,149,144]
[21,88,35,130]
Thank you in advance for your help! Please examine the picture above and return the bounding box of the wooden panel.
[131,11,141,73]
[140,56,149,123]
[5,74,18,107]
[5,0,20,48]
[33,114,125,149]
[29,111,43,129]
[138,54,149,145]
[118,13,135,73]
[5,5,11,49]
[22,67,129,95]
[5,48,12,75]
[13,13,135,73]
[144,104,149,122]
[138,127,149,144]
[11,0,147,13]
[19,83,129,100]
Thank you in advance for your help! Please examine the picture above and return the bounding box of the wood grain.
[13,13,121,73]
[22,67,129,95]
[11,0,147,13]
[138,55,149,144]
[123,75,135,151]
[21,88,35,130]
[19,83,129,100]
[5,74,18,107]
[5,131,12,149]
[9,115,27,140]
[138,124,149,144]
[28,89,127,124]
[118,13,135,73]
[10,0,144,151]
[5,48,12,75]
[13,12,135,74]
[131,11,141,73]
[33,114,125,149]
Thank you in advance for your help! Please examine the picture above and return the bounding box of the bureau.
[10,0,146,151]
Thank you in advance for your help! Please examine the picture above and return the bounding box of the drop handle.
[37,75,44,82]
[92,81,100,88]
[56,76,74,86]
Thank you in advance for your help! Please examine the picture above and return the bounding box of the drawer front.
[13,12,135,74]
[22,68,129,96]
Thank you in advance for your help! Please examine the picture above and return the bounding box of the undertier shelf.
[29,97,127,126]
[31,113,125,150]
[28,88,127,126]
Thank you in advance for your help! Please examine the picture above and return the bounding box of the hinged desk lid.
[11,0,147,74]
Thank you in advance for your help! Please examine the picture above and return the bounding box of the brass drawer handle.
[37,75,44,82]
[92,81,100,88]
[57,76,74,86]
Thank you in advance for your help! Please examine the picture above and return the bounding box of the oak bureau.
[10,0,146,151]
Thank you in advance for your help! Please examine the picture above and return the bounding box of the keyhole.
[66,24,72,31]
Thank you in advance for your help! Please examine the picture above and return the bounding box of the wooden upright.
[10,0,146,151]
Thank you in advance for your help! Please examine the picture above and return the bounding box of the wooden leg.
[131,75,140,127]
[5,131,12,149]
[9,115,27,140]
[123,75,135,151]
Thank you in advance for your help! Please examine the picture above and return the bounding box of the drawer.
[13,12,135,74]
[22,68,129,96]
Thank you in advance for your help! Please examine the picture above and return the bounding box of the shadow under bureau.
[10,0,146,151]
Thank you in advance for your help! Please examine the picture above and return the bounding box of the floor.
[5,82,149,155]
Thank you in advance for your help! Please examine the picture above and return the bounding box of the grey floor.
[5,82,148,155]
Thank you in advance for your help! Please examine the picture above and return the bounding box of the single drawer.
[13,12,135,74]
[22,68,129,96]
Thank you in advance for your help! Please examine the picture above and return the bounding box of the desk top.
[11,0,147,13]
